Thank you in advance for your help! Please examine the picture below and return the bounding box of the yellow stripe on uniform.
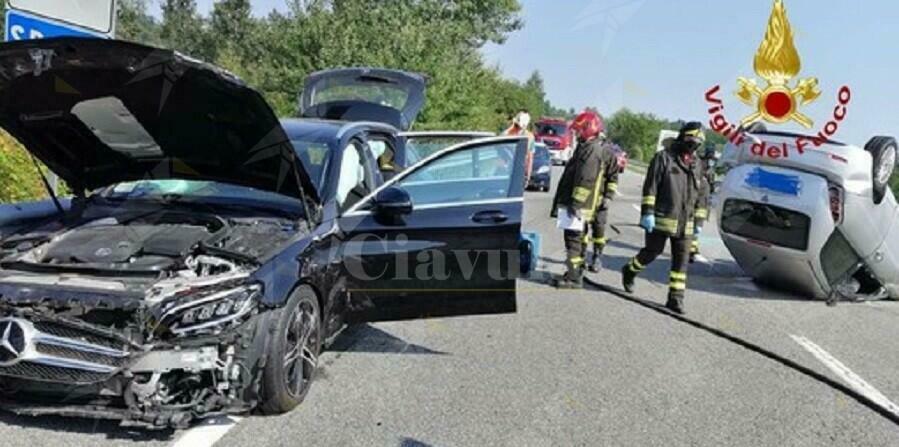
[695,208,708,219]
[642,196,656,206]
[628,257,645,272]
[669,281,686,291]
[594,237,607,245]
[670,272,687,281]
[573,187,590,202]
[570,256,584,266]
[583,234,592,244]
[606,182,618,192]
[656,217,677,233]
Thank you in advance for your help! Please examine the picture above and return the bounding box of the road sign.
[8,0,115,35]
[5,10,107,41]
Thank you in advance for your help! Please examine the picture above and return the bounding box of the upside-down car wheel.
[259,285,322,414]
[865,136,898,204]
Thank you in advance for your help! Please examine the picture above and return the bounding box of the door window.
[396,142,518,207]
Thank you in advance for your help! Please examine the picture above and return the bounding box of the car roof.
[279,118,399,143]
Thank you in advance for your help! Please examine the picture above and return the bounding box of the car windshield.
[536,123,568,136]
[534,145,550,162]
[292,139,334,193]
[308,78,410,111]
[102,179,305,211]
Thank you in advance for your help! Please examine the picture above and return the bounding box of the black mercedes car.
[0,39,527,428]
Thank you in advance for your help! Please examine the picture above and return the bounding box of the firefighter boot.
[588,251,603,273]
[666,271,687,314]
[621,264,636,293]
[553,265,584,289]
[665,293,685,315]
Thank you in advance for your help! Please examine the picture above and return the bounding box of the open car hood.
[299,68,426,131]
[0,38,319,204]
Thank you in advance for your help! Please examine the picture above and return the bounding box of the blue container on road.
[519,231,541,274]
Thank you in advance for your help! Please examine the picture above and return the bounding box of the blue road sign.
[5,9,107,42]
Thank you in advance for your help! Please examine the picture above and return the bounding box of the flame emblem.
[736,0,821,128]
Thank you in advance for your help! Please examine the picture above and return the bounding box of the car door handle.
[472,210,508,224]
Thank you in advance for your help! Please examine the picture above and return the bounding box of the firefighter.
[549,111,609,289]
[586,141,622,273]
[690,145,718,263]
[621,122,709,314]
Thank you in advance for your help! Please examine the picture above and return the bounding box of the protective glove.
[694,226,703,236]
[640,214,655,233]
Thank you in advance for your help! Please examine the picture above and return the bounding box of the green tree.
[160,0,216,60]
[117,0,161,44]
[606,108,667,161]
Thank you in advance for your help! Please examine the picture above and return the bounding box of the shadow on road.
[0,411,174,442]
[400,437,435,447]
[331,324,450,355]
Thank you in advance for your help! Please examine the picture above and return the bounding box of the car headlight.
[537,165,551,174]
[157,284,261,337]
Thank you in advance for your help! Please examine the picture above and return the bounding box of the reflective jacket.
[641,145,709,237]
[552,138,615,221]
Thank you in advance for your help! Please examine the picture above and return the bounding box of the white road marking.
[790,335,899,418]
[171,416,242,447]
[631,204,641,212]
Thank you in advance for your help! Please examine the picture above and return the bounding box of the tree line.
[0,0,710,203]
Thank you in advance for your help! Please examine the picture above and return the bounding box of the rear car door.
[338,136,527,322]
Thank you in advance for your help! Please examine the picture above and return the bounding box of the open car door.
[339,136,527,322]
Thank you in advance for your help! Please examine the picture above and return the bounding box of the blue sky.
[183,0,896,143]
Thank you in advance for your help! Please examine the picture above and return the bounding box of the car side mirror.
[373,186,413,216]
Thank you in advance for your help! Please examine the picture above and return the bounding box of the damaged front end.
[0,252,278,429]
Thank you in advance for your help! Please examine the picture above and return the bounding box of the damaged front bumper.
[0,309,272,429]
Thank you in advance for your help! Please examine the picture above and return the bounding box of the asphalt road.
[3,166,899,446]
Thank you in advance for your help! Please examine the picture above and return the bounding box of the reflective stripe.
[669,281,686,291]
[642,196,656,206]
[629,258,645,272]
[589,169,606,213]
[695,208,708,219]
[594,237,607,245]
[691,239,700,248]
[656,217,677,233]
[686,221,695,235]
[670,272,687,281]
[583,234,592,244]
[570,256,585,266]
[606,182,618,192]
[573,186,591,202]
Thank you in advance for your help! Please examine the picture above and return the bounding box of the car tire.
[864,136,898,204]
[259,285,322,415]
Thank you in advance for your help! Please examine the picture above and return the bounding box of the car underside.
[0,201,310,428]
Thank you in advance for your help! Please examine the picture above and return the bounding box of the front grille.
[0,361,109,384]
[35,343,128,368]
[0,317,130,385]
[32,321,126,350]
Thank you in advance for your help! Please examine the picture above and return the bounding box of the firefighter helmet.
[570,111,604,142]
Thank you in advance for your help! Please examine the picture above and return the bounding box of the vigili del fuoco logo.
[704,0,851,158]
